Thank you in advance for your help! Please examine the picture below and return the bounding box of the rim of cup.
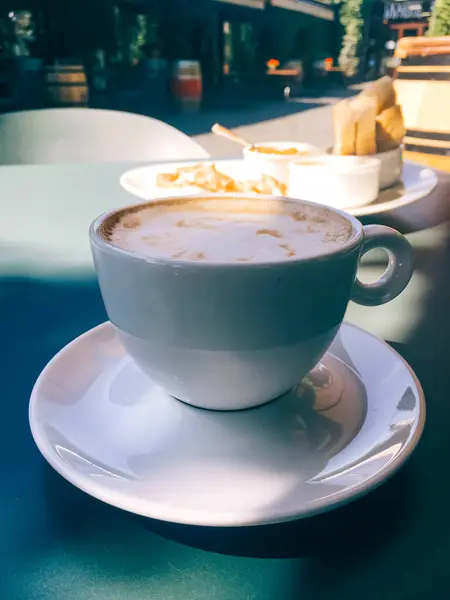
[89,193,364,268]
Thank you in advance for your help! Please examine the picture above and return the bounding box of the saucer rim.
[29,322,426,527]
[119,158,438,218]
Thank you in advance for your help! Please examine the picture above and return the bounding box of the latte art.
[100,197,354,263]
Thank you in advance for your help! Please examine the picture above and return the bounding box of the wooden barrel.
[395,37,450,156]
[171,60,202,112]
[44,64,89,108]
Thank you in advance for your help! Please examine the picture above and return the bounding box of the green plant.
[338,0,364,77]
[427,0,450,36]
[130,14,147,65]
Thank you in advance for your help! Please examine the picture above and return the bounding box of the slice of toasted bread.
[361,76,396,115]
[332,99,356,155]
[376,104,406,152]
[351,95,377,155]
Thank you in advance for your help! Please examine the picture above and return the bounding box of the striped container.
[395,36,450,156]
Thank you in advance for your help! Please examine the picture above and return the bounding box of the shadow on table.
[359,170,450,235]
[402,223,450,404]
[3,274,106,367]
[138,464,414,559]
[2,273,107,469]
[41,465,179,573]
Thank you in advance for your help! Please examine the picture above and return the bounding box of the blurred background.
[0,0,439,117]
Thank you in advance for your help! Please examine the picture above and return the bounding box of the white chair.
[0,108,210,165]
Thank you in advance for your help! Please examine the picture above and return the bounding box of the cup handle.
[351,224,414,307]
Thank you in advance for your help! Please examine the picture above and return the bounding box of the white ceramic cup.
[90,194,414,412]
[243,141,322,187]
[289,155,381,210]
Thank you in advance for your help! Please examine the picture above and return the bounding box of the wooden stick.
[211,123,252,148]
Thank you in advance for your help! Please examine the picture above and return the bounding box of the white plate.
[29,322,425,527]
[120,159,438,218]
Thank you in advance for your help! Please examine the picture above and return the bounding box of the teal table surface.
[1,162,450,600]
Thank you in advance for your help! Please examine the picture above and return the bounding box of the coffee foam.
[100,197,354,263]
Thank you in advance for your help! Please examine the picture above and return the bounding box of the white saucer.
[29,322,425,527]
[120,159,438,217]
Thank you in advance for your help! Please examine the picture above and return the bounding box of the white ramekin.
[327,146,402,190]
[289,155,381,210]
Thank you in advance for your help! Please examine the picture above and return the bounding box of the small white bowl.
[327,146,402,190]
[289,155,381,211]
[375,146,403,189]
[243,141,322,186]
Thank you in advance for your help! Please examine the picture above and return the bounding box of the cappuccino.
[91,193,413,410]
[100,197,353,263]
